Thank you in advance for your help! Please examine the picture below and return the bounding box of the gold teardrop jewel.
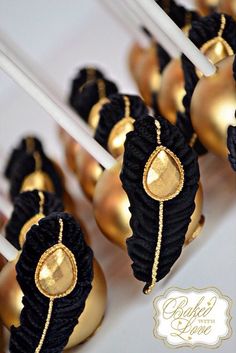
[19,191,45,248]
[34,218,78,353]
[196,14,234,78]
[142,120,184,294]
[108,96,135,157]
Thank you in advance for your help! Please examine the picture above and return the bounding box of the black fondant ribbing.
[121,115,199,286]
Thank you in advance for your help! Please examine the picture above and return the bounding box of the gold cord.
[86,67,95,81]
[144,120,163,294]
[34,218,64,352]
[58,218,64,244]
[189,133,197,148]
[33,152,42,171]
[38,191,45,214]
[155,120,161,145]
[97,79,106,99]
[35,299,54,353]
[144,201,164,294]
[26,137,35,154]
[123,96,131,117]
[218,14,226,38]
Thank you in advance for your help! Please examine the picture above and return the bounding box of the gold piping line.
[38,191,45,215]
[33,152,42,171]
[123,96,131,117]
[155,120,161,145]
[26,137,35,154]
[218,14,226,38]
[144,201,164,294]
[58,218,63,244]
[34,219,64,352]
[97,79,106,99]
[189,133,197,148]
[35,299,54,353]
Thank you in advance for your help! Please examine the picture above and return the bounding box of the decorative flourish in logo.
[153,287,232,349]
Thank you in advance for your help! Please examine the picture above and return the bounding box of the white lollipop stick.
[0,39,116,170]
[122,0,180,58]
[0,233,18,262]
[134,0,216,76]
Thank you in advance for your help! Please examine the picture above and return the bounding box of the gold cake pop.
[93,159,204,249]
[129,42,145,81]
[158,58,185,124]
[218,0,236,20]
[134,43,161,106]
[196,0,220,15]
[191,55,236,157]
[0,256,106,350]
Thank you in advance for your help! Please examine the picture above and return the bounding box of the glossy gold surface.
[0,259,23,329]
[76,148,103,201]
[185,184,204,245]
[191,56,236,157]
[196,0,219,15]
[65,136,81,173]
[0,259,107,349]
[35,244,77,299]
[93,159,131,250]
[129,42,145,80]
[21,171,55,194]
[158,58,185,124]
[135,44,161,106]
[93,160,204,250]
[143,146,184,201]
[19,213,44,248]
[66,259,107,349]
[196,14,234,78]
[107,117,134,158]
[218,0,236,20]
[88,97,109,130]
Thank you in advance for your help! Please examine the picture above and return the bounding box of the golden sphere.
[218,0,236,20]
[185,183,205,245]
[158,58,185,125]
[129,42,145,80]
[195,0,219,15]
[191,55,236,158]
[21,171,55,194]
[64,136,80,173]
[93,160,204,249]
[0,258,107,350]
[88,98,109,130]
[76,148,103,201]
[135,44,161,107]
[93,159,131,250]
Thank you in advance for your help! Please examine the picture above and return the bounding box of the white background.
[0,1,235,352]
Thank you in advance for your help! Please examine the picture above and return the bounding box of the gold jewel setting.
[34,218,78,352]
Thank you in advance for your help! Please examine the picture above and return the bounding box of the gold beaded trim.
[97,79,106,100]
[123,95,131,118]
